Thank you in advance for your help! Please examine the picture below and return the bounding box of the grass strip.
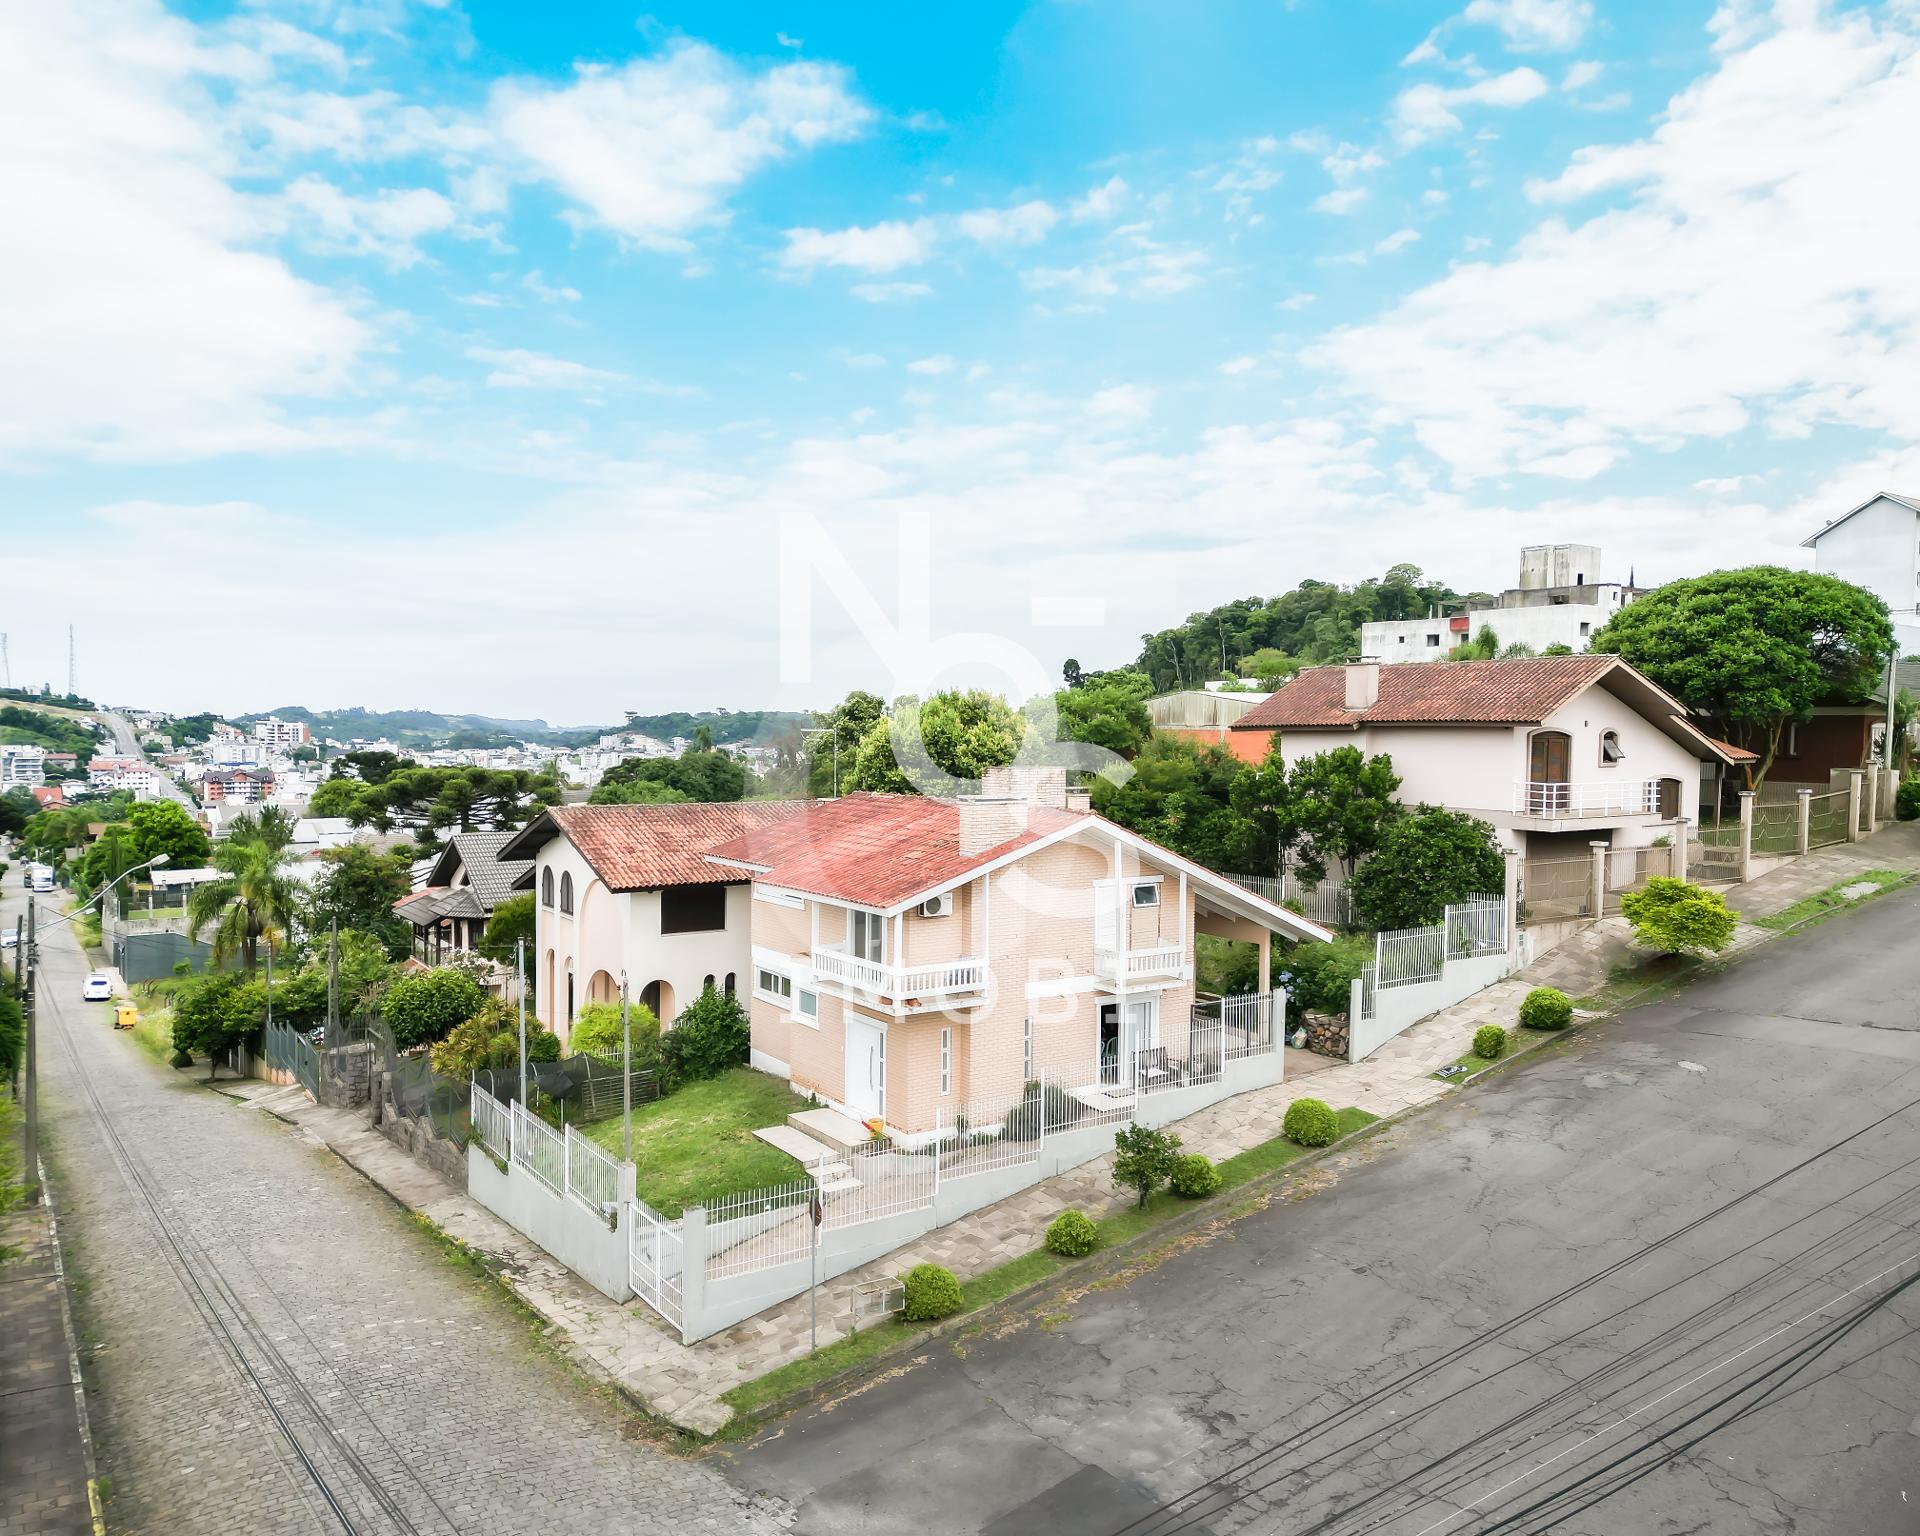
[1752,868,1909,931]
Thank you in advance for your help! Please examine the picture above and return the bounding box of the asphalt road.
[7,881,785,1536]
[100,709,196,807]
[730,888,1920,1535]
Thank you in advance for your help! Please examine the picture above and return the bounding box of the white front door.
[844,1014,886,1121]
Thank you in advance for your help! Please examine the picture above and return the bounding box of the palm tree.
[187,805,301,972]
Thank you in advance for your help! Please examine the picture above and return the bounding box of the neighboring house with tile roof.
[504,772,1328,1137]
[1232,657,1747,916]
[1802,491,1920,625]
[393,828,535,965]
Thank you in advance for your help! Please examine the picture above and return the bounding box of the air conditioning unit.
[918,893,952,918]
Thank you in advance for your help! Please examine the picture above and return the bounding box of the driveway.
[8,882,783,1536]
[728,888,1920,1535]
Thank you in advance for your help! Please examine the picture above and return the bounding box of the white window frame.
[850,909,886,963]
[755,968,792,1005]
[1131,882,1160,908]
[1599,730,1624,767]
[939,1026,952,1096]
[794,988,819,1028]
[1022,1016,1033,1082]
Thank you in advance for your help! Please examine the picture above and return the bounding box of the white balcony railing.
[811,948,986,1004]
[1094,944,1187,981]
[1512,779,1659,818]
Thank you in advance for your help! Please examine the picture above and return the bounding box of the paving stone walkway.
[0,1192,97,1536]
[236,819,1920,1435]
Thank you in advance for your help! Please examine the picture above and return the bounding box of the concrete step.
[787,1105,873,1157]
[751,1123,834,1167]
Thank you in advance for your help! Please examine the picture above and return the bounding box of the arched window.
[1599,730,1624,765]
[541,867,554,907]
[559,871,574,915]
[565,965,575,1023]
[723,972,736,998]
[703,973,716,993]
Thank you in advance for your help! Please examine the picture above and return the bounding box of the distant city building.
[1,744,46,787]
[201,768,275,804]
[1360,544,1644,664]
[86,756,158,795]
[251,717,312,749]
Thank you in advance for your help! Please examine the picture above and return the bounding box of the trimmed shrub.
[658,986,750,1087]
[1170,1153,1223,1199]
[1519,986,1573,1031]
[568,1000,661,1059]
[1619,877,1737,957]
[383,967,486,1049]
[1472,1024,1507,1061]
[1112,1123,1182,1207]
[1045,1209,1099,1257]
[1896,774,1920,821]
[901,1263,964,1322]
[1282,1097,1339,1147]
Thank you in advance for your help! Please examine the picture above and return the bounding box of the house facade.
[201,768,273,803]
[1232,656,1743,913]
[1146,689,1272,763]
[393,828,533,965]
[1801,491,1920,626]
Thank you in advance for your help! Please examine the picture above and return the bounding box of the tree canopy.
[1044,670,1154,760]
[312,761,560,831]
[309,844,415,958]
[807,690,886,797]
[1590,567,1893,787]
[845,691,1027,793]
[1348,806,1505,930]
[125,799,211,867]
[1091,735,1254,871]
[591,748,744,803]
[186,807,301,972]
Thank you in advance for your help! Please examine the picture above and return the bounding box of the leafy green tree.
[658,986,752,1086]
[383,967,487,1049]
[186,807,301,972]
[1111,1124,1181,1207]
[1619,877,1737,956]
[593,751,744,804]
[1591,567,1893,789]
[126,800,210,867]
[567,999,660,1060]
[806,690,886,797]
[1046,671,1154,759]
[1540,642,1574,656]
[1092,735,1251,870]
[1228,738,1301,878]
[845,690,1027,793]
[1241,648,1299,687]
[477,891,536,971]
[309,844,414,958]
[170,972,263,1080]
[1284,748,1402,884]
[1348,807,1505,931]
[1062,658,1086,689]
[0,982,24,1079]
[0,787,34,837]
[589,776,694,807]
[307,776,369,820]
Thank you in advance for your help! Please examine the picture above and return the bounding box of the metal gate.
[629,1201,684,1332]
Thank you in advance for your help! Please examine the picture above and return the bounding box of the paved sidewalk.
[0,1188,99,1536]
[232,819,1920,1435]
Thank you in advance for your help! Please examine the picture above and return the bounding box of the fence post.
[564,1127,572,1197]
[1796,788,1812,855]
[1846,770,1864,843]
[1587,841,1608,919]
[679,1207,708,1342]
[1864,764,1880,835]
[1501,848,1520,951]
[1036,1069,1045,1159]
[1672,817,1690,882]
[1738,790,1756,882]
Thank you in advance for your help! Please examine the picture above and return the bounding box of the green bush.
[429,1013,496,1079]
[1044,1209,1099,1257]
[0,987,23,1079]
[1518,986,1573,1031]
[901,1263,964,1321]
[1897,774,1920,821]
[1472,1024,1507,1061]
[568,1000,661,1059]
[1275,934,1373,1025]
[1170,1153,1223,1199]
[1112,1123,1182,1207]
[1349,806,1506,932]
[1282,1097,1339,1147]
[659,985,749,1087]
[1619,877,1737,956]
[383,967,486,1049]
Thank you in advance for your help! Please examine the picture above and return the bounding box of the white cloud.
[491,43,870,250]
[1311,5,1920,484]
[1392,67,1551,144]
[907,355,956,375]
[276,176,456,266]
[1374,227,1422,254]
[523,269,581,303]
[1279,292,1318,311]
[1323,143,1386,182]
[1421,188,1451,206]
[1071,176,1129,221]
[1695,474,1756,494]
[1562,59,1605,91]
[1087,384,1155,422]
[957,199,1057,245]
[1462,0,1594,52]
[1219,356,1258,375]
[780,219,936,274]
[467,347,624,391]
[1313,187,1370,215]
[0,0,371,464]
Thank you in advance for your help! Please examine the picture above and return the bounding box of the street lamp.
[18,852,171,1204]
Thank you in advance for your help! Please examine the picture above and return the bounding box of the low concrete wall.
[1348,949,1515,1062]
[467,1145,635,1303]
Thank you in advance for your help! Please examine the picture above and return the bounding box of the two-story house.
[1231,656,1745,908]
[392,829,534,965]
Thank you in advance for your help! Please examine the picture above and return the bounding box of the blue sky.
[7,0,1920,722]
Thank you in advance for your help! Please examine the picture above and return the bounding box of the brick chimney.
[979,764,1067,809]
[1344,662,1380,711]
[957,796,1029,855]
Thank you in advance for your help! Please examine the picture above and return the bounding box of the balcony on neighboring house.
[810,947,988,1011]
[1512,778,1661,821]
[1093,944,1188,983]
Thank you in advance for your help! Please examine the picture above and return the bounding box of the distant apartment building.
[251,717,311,750]
[1360,545,1644,664]
[86,757,158,795]
[1,744,46,787]
[202,768,275,803]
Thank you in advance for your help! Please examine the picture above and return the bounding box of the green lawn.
[1754,869,1909,931]
[581,1067,814,1217]
[128,1002,174,1063]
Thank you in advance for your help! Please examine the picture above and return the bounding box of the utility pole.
[67,625,76,700]
[515,938,527,1108]
[620,972,632,1164]
[21,897,37,1205]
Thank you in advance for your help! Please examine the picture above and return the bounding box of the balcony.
[1512,779,1659,820]
[1093,944,1188,983]
[811,948,987,1010]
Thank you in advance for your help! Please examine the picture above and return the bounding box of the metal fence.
[1356,897,1507,1023]
[1520,856,1592,921]
[629,1201,684,1329]
[1807,789,1849,849]
[471,1081,513,1161]
[1751,800,1799,855]
[474,1048,659,1124]
[1196,989,1278,1060]
[564,1129,626,1216]
[374,1018,470,1148]
[1227,870,1358,929]
[510,1099,568,1191]
[1373,923,1447,989]
[1443,896,1507,959]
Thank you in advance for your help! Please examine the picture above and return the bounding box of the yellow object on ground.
[115,1003,138,1031]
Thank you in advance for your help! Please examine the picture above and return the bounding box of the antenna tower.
[67,625,76,698]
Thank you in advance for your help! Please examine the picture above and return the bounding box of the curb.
[38,1164,110,1536]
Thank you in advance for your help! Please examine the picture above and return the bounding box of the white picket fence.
[472,1083,629,1217]
[1351,895,1515,1062]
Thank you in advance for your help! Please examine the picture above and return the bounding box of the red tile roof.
[1706,736,1759,764]
[1234,655,1623,730]
[507,802,810,891]
[703,792,1089,909]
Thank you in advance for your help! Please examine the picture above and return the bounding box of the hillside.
[234,705,812,749]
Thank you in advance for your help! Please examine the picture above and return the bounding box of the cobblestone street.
[9,883,785,1536]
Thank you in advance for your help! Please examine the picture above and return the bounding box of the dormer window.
[1599,730,1624,765]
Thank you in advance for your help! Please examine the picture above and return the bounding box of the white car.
[82,972,112,1003]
